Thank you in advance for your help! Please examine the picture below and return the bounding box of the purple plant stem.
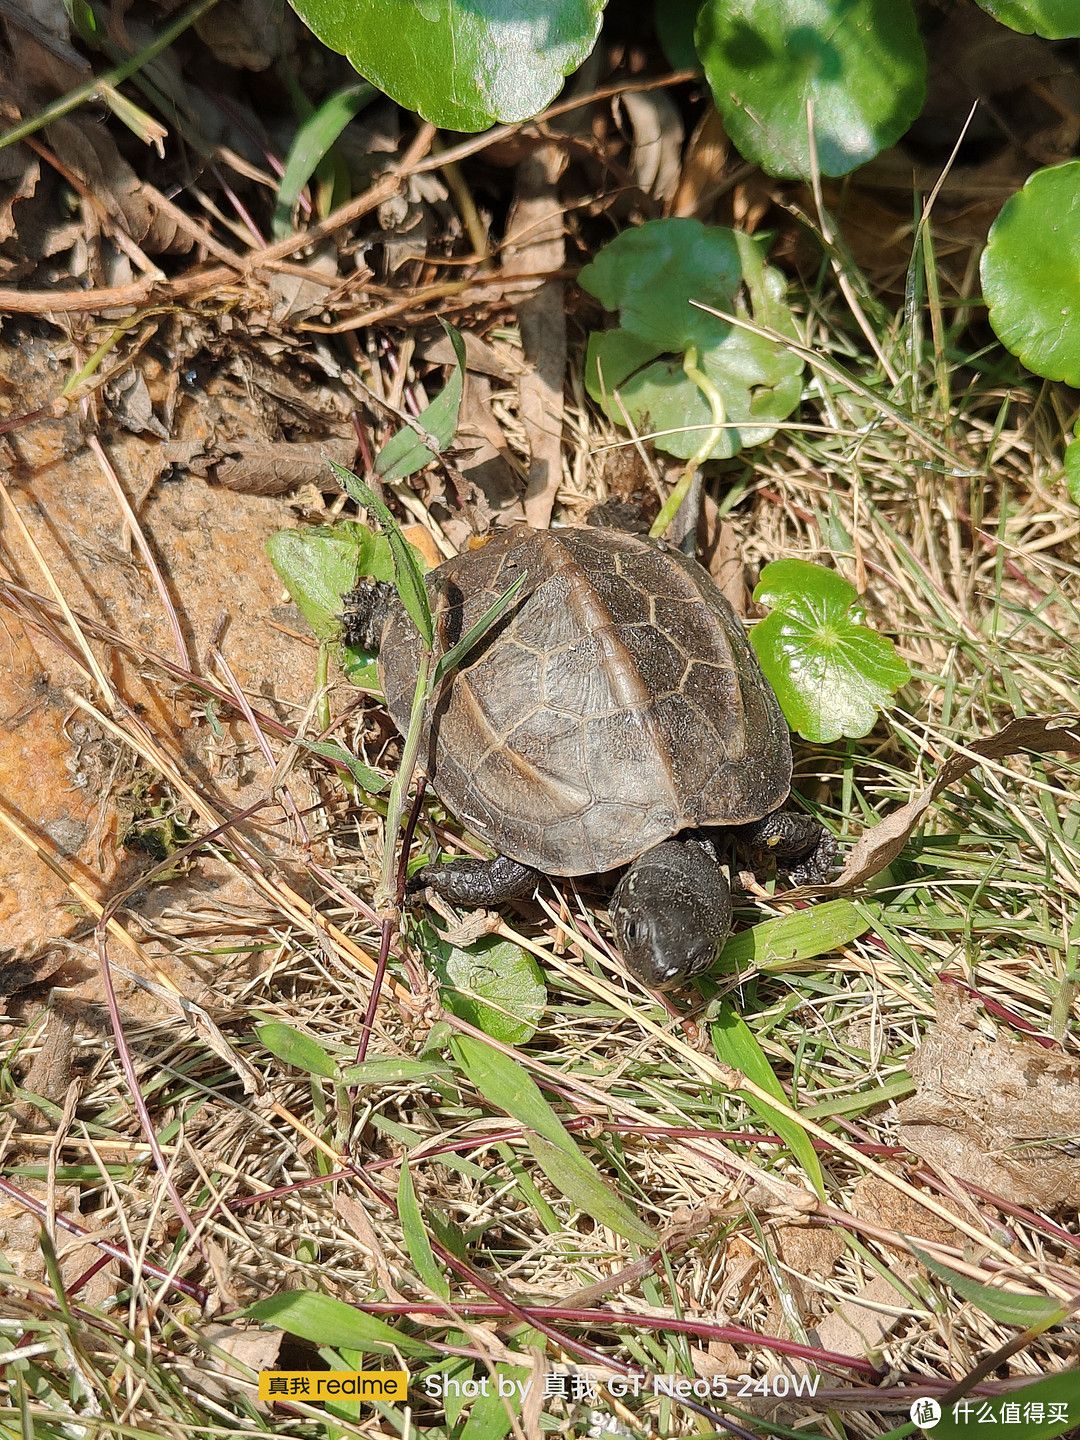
[345,1162,764,1440]
[0,1177,208,1304]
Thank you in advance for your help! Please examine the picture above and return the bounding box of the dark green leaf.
[398,1164,451,1299]
[526,1131,659,1247]
[432,574,527,686]
[910,1245,1068,1329]
[982,160,1080,386]
[285,0,605,130]
[450,1034,575,1155]
[272,83,376,239]
[975,0,1080,38]
[695,0,926,178]
[329,461,434,649]
[751,558,910,742]
[711,1002,824,1198]
[265,524,373,641]
[289,736,388,794]
[256,1022,337,1078]
[425,929,546,1044]
[375,321,467,482]
[580,219,802,459]
[246,1290,436,1355]
[655,0,702,70]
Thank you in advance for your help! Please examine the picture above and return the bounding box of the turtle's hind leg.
[410,854,541,906]
[735,812,837,885]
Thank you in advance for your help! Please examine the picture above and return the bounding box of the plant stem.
[375,648,431,908]
[0,0,222,151]
[315,641,331,736]
[649,345,727,540]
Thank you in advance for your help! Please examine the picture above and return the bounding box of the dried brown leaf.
[897,986,1080,1210]
[823,715,1080,893]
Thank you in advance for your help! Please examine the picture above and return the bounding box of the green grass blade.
[397,1163,451,1299]
[711,1002,826,1199]
[246,1291,436,1356]
[717,900,870,972]
[375,320,467,482]
[256,1022,338,1078]
[330,460,434,648]
[432,573,526,684]
[910,1245,1068,1329]
[450,1034,576,1156]
[272,82,375,239]
[290,735,388,795]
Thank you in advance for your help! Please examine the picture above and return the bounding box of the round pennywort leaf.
[751,560,910,742]
[580,218,803,459]
[287,0,605,131]
[975,1,1080,39]
[981,160,1080,387]
[695,0,926,179]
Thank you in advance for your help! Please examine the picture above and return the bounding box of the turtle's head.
[610,840,732,990]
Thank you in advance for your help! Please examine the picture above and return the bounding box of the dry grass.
[2,199,1079,1440]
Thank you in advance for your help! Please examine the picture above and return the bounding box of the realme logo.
[259,1371,407,1403]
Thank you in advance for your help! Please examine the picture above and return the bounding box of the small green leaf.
[425,929,546,1044]
[342,1056,453,1085]
[272,82,376,239]
[718,900,869,971]
[982,160,1080,387]
[751,558,909,742]
[910,1245,1068,1330]
[711,1002,824,1198]
[695,0,926,179]
[398,1164,451,1299]
[256,1022,338,1078]
[246,1290,436,1356]
[450,1034,575,1155]
[375,321,467,482]
[340,648,382,690]
[330,461,434,649]
[458,1367,531,1440]
[266,523,374,641]
[1065,438,1080,507]
[975,0,1080,39]
[289,736,388,794]
[432,573,527,685]
[580,218,802,460]
[526,1131,658,1248]
[285,0,605,130]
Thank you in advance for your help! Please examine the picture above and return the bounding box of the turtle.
[348,524,835,989]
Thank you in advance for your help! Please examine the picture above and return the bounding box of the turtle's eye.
[623,918,646,945]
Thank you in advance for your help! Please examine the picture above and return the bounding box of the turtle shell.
[379,526,792,876]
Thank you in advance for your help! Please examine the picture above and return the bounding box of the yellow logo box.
[259,1371,407,1403]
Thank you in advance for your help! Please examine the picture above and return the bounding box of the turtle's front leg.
[410,854,541,906]
[735,812,837,885]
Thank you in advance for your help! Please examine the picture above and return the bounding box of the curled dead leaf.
[798,715,1080,895]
